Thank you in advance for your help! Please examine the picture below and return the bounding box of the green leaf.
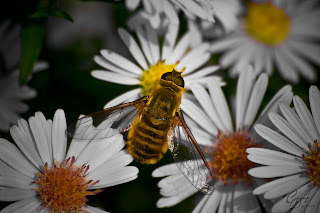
[31,8,73,22]
[20,24,44,85]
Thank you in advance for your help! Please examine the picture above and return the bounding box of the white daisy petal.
[156,183,197,208]
[145,23,160,63]
[0,197,42,213]
[135,24,153,65]
[219,42,250,68]
[87,205,109,213]
[161,0,179,24]
[243,73,268,128]
[218,184,231,213]
[86,138,126,172]
[309,86,320,135]
[263,176,310,199]
[91,70,140,85]
[210,34,246,52]
[294,95,320,140]
[52,109,67,164]
[166,32,190,64]
[0,176,35,190]
[159,177,192,196]
[181,98,215,134]
[247,147,302,164]
[177,43,210,73]
[288,39,320,67]
[9,124,42,169]
[271,182,316,213]
[193,185,221,213]
[29,114,52,165]
[252,173,305,195]
[233,183,260,212]
[269,112,309,151]
[207,78,233,132]
[274,46,299,83]
[254,85,292,128]
[182,53,211,75]
[100,49,143,75]
[305,187,320,213]
[236,66,254,129]
[192,192,211,213]
[152,163,180,177]
[74,135,123,169]
[247,154,302,166]
[0,188,37,201]
[91,150,133,177]
[254,124,304,156]
[161,23,179,60]
[93,166,138,188]
[280,103,314,144]
[93,56,137,78]
[0,139,37,178]
[190,83,222,131]
[125,0,140,11]
[0,161,32,182]
[183,66,220,81]
[118,28,148,70]
[281,45,316,81]
[248,165,305,178]
[104,88,142,108]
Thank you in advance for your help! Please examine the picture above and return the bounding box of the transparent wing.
[67,96,148,142]
[169,111,215,194]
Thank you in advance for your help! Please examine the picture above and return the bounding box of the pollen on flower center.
[303,140,320,186]
[34,156,102,213]
[209,129,260,184]
[244,1,291,46]
[140,61,180,96]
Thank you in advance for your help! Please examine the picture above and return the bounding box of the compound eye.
[174,76,184,88]
[161,72,173,81]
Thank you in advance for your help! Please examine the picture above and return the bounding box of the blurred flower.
[211,0,320,83]
[125,0,215,29]
[200,0,242,37]
[91,23,223,109]
[0,109,138,212]
[0,20,48,132]
[0,62,48,132]
[152,65,292,211]
[247,86,320,213]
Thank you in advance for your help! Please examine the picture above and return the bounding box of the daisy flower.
[0,109,138,212]
[125,0,215,29]
[247,86,320,213]
[91,23,222,108]
[0,62,48,132]
[152,65,293,211]
[210,0,320,83]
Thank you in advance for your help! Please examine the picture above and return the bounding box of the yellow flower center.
[140,61,181,96]
[34,157,102,213]
[244,1,291,46]
[303,140,320,186]
[209,129,260,184]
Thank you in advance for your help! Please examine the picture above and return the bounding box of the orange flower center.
[209,129,260,184]
[34,156,102,213]
[303,140,320,186]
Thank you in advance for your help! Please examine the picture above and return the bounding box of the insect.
[67,69,214,194]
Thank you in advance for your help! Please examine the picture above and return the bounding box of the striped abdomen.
[127,112,173,164]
